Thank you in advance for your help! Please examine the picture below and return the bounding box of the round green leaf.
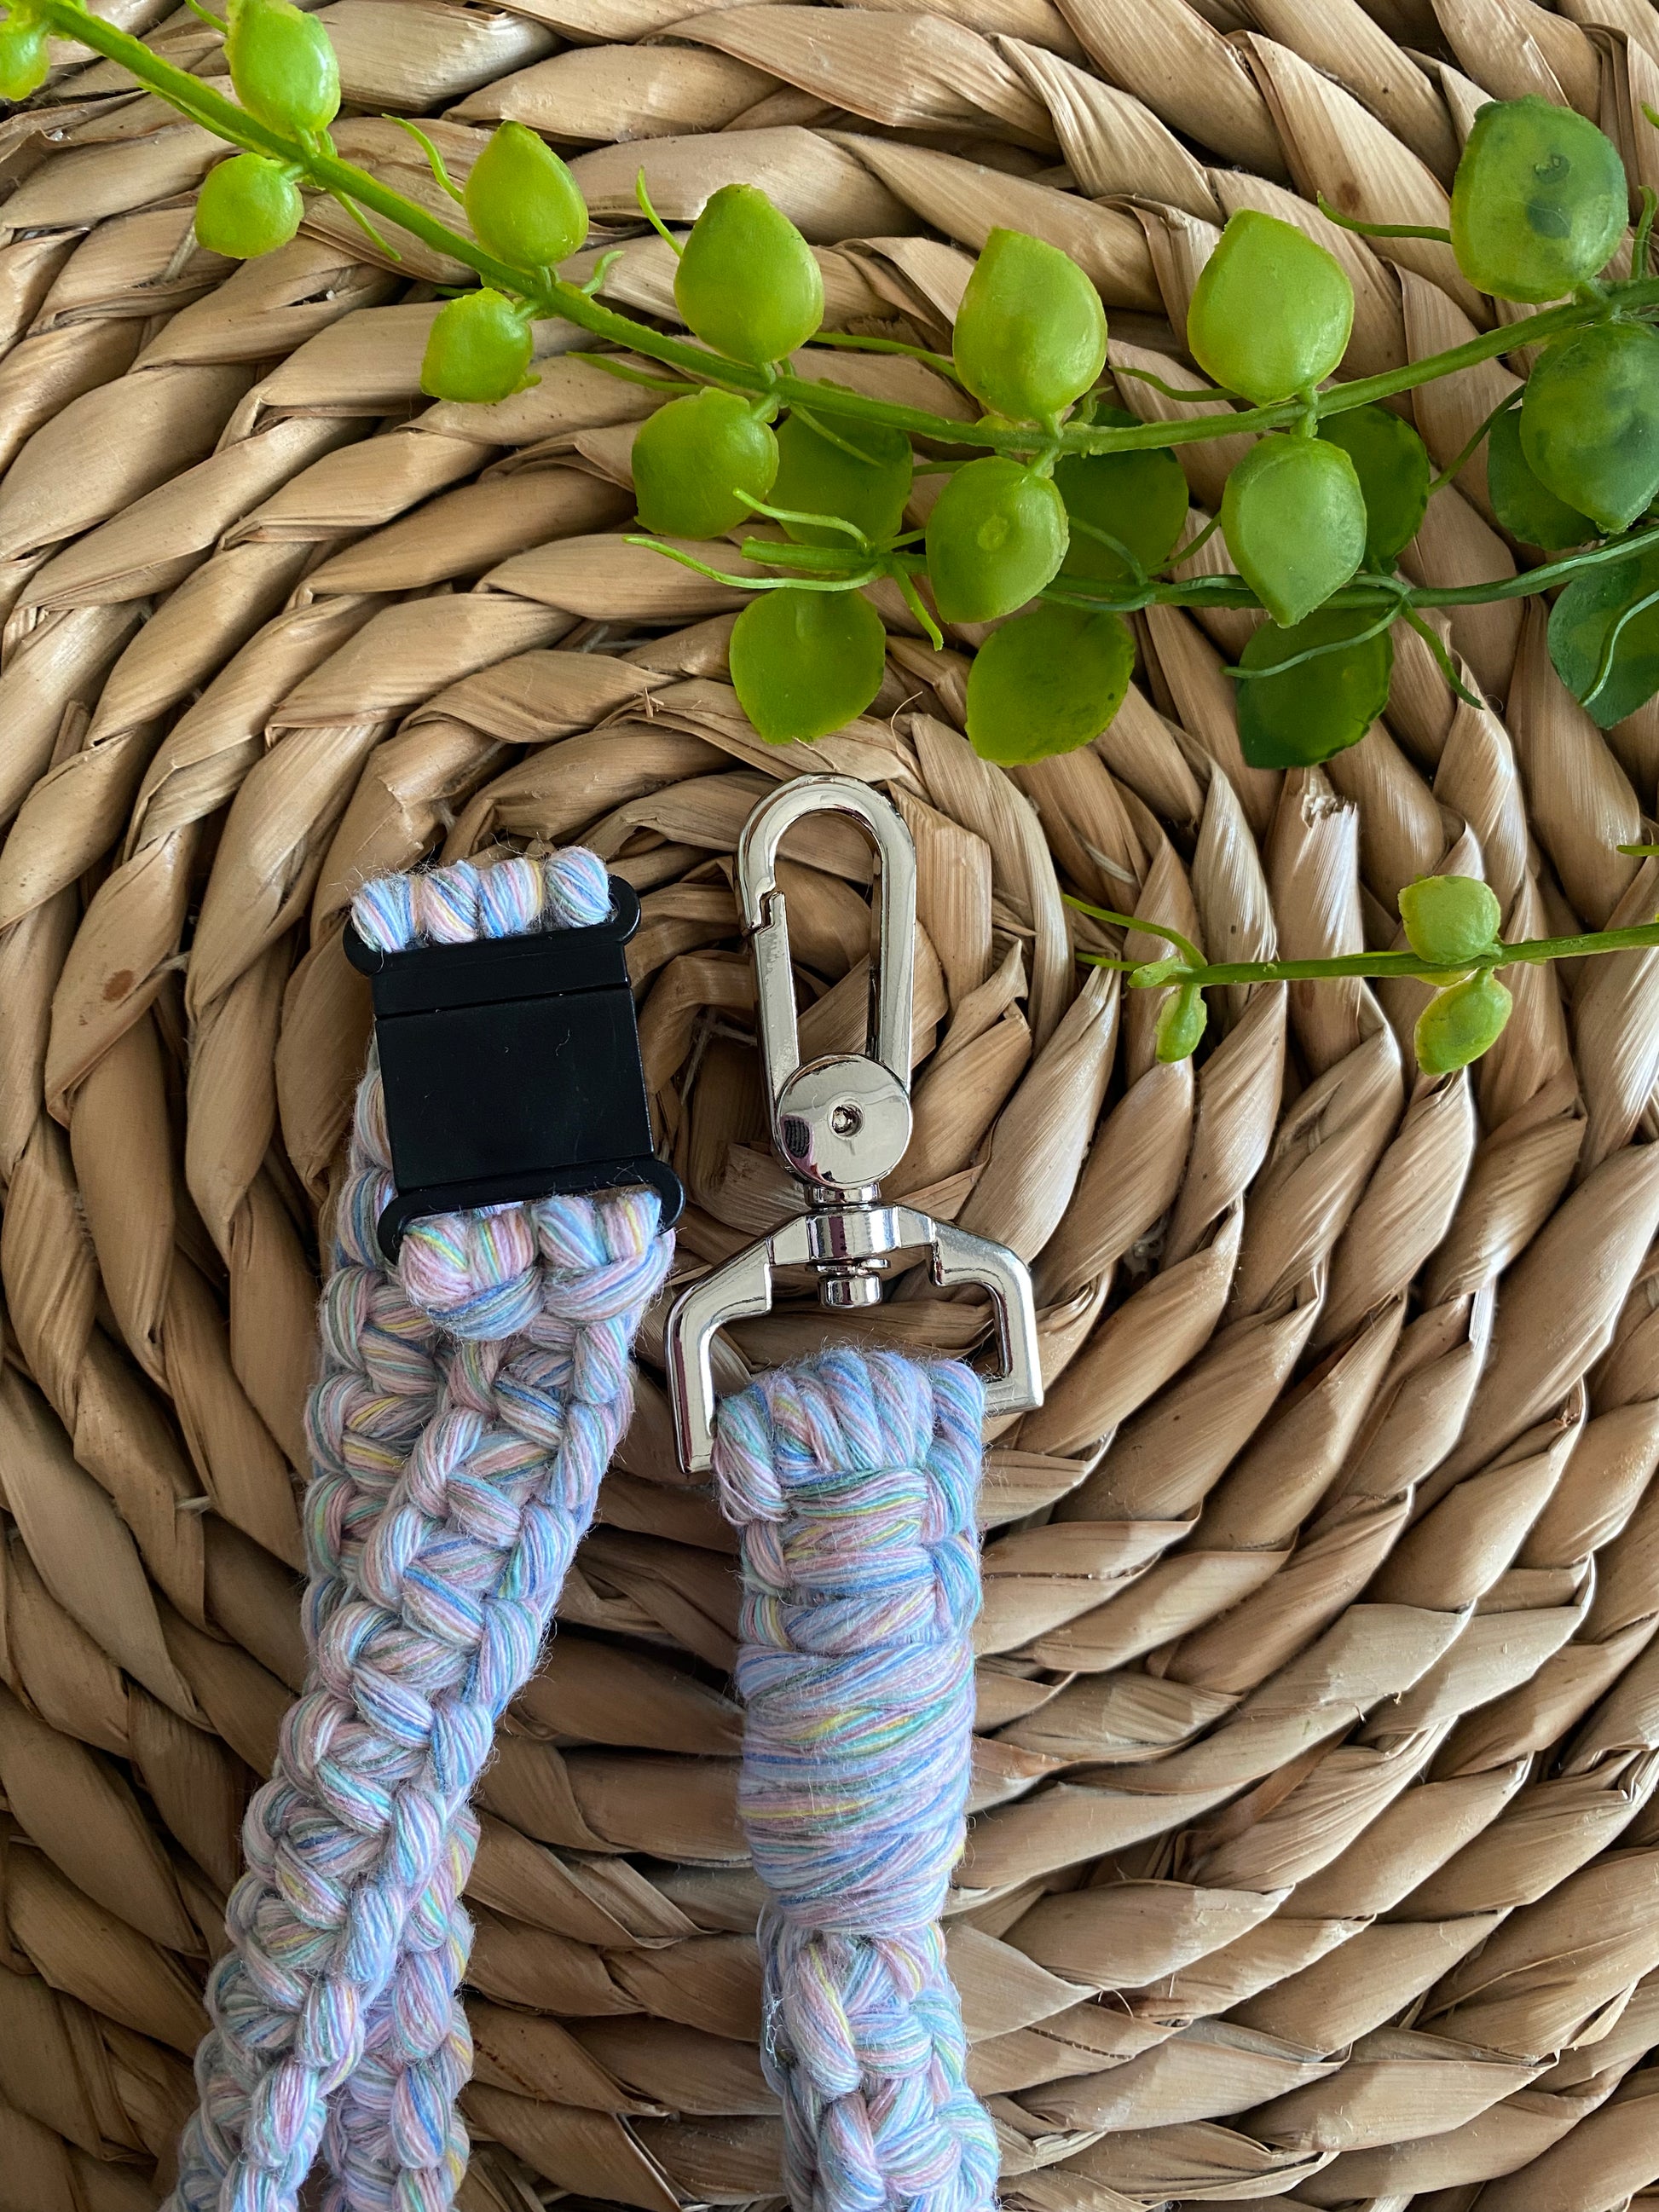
[952,227,1107,425]
[632,389,779,540]
[1520,321,1659,535]
[1450,97,1627,305]
[1317,402,1431,567]
[1546,538,1659,728]
[924,456,1069,623]
[420,290,534,404]
[770,412,912,547]
[965,604,1135,764]
[1235,607,1394,769]
[1415,972,1512,1073]
[195,153,303,260]
[224,0,340,137]
[1398,875,1502,969]
[1055,411,1190,589]
[1220,436,1368,628]
[674,184,824,366]
[1487,403,1594,551]
[730,586,887,743]
[1186,210,1354,405]
[465,122,587,271]
[1155,982,1208,1065]
[0,17,49,101]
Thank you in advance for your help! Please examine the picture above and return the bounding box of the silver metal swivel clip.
[665,774,1043,1472]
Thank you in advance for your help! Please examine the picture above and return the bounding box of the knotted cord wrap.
[167,848,674,2212]
[711,1347,998,2212]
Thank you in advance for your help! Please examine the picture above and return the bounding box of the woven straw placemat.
[4,2,1659,2207]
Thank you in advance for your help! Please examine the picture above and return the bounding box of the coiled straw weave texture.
[5,3,1659,2209]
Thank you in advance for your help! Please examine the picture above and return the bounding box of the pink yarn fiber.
[166,850,673,2212]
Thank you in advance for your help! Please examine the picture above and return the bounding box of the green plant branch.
[1045,524,1659,621]
[29,0,1659,471]
[1075,921,1659,990]
[806,330,963,380]
[1062,891,1659,991]
[27,3,1659,1022]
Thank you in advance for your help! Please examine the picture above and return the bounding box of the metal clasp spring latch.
[666,774,1043,1472]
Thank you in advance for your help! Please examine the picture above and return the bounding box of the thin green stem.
[1042,578,1157,614]
[634,170,682,257]
[783,287,1655,455]
[1521,930,1659,974]
[627,535,877,592]
[329,188,398,259]
[806,331,962,381]
[889,560,944,649]
[789,402,895,465]
[1426,390,1516,495]
[1315,193,1452,244]
[1166,509,1222,570]
[1066,514,1148,589]
[1584,580,1659,708]
[1063,897,1204,967]
[737,535,870,570]
[1400,603,1483,707]
[1049,525,1659,621]
[390,118,465,207]
[1635,186,1657,280]
[1077,916,1659,990]
[734,495,870,544]
[575,247,624,297]
[1228,592,1402,680]
[1383,529,1657,607]
[1077,944,1418,984]
[1113,361,1240,406]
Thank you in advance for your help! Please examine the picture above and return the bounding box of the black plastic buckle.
[343,877,684,1262]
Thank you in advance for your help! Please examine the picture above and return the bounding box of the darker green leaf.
[1318,401,1431,566]
[1547,537,1659,727]
[771,410,913,548]
[1055,407,1191,588]
[1487,403,1594,551]
[1235,606,1395,768]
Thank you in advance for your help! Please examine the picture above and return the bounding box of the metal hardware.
[741,776,916,1194]
[666,776,1043,1473]
[344,879,684,1262]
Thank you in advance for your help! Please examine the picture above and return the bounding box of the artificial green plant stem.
[1054,526,1659,618]
[28,0,1659,462]
[1085,919,1659,991]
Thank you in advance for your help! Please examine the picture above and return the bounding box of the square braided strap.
[712,1347,998,2212]
[167,850,674,2212]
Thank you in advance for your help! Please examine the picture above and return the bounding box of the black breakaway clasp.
[343,876,685,1262]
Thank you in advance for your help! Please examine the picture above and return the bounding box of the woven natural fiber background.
[5,2,1659,2207]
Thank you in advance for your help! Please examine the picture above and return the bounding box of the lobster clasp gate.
[666,775,1043,1474]
[740,774,916,1195]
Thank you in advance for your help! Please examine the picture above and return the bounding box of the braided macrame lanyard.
[169,848,673,2212]
[712,1345,999,2212]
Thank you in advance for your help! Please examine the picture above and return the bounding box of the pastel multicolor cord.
[712,1347,998,2212]
[168,849,673,2212]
